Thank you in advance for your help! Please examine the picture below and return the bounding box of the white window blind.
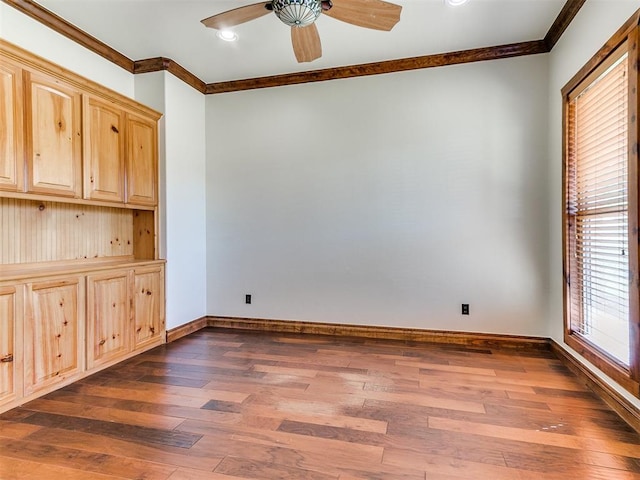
[567,49,630,366]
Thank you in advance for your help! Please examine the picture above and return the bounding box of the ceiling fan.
[201,0,402,63]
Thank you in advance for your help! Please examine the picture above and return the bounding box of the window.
[563,18,640,397]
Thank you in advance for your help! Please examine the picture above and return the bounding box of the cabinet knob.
[0,354,13,363]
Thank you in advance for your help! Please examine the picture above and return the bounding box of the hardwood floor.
[1,327,640,479]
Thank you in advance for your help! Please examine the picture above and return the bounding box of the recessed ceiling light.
[445,0,469,5]
[217,30,238,42]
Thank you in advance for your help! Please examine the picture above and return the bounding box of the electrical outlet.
[245,294,252,304]
[461,304,469,315]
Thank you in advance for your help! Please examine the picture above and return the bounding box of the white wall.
[162,74,207,328]
[135,72,208,329]
[0,2,133,97]
[206,54,550,336]
[548,0,640,407]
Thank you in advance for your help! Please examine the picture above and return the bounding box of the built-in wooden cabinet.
[126,113,158,206]
[1,260,165,412]
[83,101,158,206]
[133,266,165,349]
[24,277,83,396]
[0,286,21,407]
[24,71,82,198]
[86,270,131,369]
[0,59,23,193]
[0,39,165,414]
[83,96,126,203]
[0,43,159,210]
[87,265,165,369]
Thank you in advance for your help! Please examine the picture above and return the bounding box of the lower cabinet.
[0,286,21,407]
[86,270,132,369]
[24,277,83,396]
[86,265,165,369]
[133,266,165,350]
[0,261,165,413]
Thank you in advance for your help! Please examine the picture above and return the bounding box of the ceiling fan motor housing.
[272,0,322,27]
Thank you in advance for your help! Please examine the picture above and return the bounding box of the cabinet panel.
[25,71,81,197]
[24,277,82,395]
[126,113,157,206]
[87,270,131,369]
[0,59,24,192]
[0,286,21,406]
[83,96,125,202]
[133,266,164,350]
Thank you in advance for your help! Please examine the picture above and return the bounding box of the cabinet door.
[86,270,131,369]
[133,266,164,350]
[126,113,157,206]
[83,96,125,202]
[0,59,24,192]
[0,286,21,406]
[24,277,83,396]
[24,71,82,197]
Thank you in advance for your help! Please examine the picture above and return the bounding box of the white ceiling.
[35,0,566,84]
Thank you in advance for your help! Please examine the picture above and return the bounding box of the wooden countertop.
[0,256,165,282]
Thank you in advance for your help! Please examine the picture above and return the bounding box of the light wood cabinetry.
[0,59,24,193]
[87,265,165,369]
[133,266,165,349]
[0,41,160,209]
[24,277,83,396]
[0,40,165,414]
[1,260,165,412]
[83,96,126,203]
[24,71,82,198]
[0,286,21,407]
[83,100,158,207]
[126,113,158,206]
[86,270,131,369]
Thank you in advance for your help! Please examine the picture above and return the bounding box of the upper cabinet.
[83,96,126,203]
[0,42,160,209]
[0,59,24,193]
[82,103,158,207]
[24,71,82,198]
[126,113,158,206]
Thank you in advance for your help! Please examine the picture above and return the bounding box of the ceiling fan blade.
[324,0,401,31]
[291,24,322,63]
[201,3,271,29]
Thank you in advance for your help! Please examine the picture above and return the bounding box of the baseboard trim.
[166,316,208,343]
[205,316,550,352]
[550,340,640,433]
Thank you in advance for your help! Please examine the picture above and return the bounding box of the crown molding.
[544,0,587,50]
[134,57,207,93]
[206,40,548,94]
[2,0,584,94]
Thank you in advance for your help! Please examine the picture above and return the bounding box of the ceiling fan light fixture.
[272,0,322,27]
[217,30,238,42]
[445,0,469,5]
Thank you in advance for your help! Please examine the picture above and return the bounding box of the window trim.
[562,11,640,398]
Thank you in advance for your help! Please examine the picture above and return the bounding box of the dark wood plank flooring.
[1,327,640,479]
